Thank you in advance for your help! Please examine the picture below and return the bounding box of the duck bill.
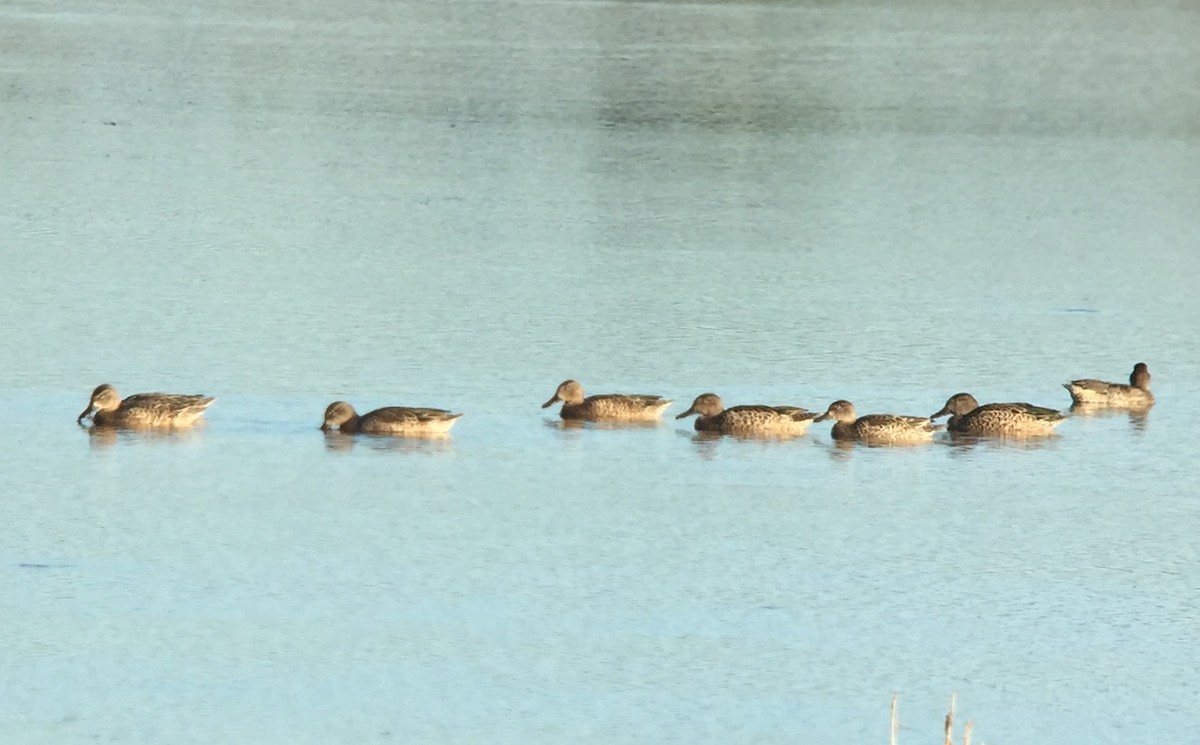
[813,412,832,423]
[674,406,697,420]
[930,406,950,419]
[76,404,95,423]
[540,395,560,409]
[319,423,333,432]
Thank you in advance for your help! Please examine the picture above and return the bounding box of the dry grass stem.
[890,694,898,745]
[891,692,976,745]
[943,692,956,745]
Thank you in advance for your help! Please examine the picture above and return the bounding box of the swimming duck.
[814,400,940,444]
[932,393,1065,436]
[541,379,671,421]
[320,401,462,435]
[675,392,816,436]
[77,384,214,428]
[1064,362,1154,408]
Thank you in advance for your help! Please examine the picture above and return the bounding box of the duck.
[813,400,940,444]
[675,392,816,436]
[932,393,1065,436]
[320,401,462,435]
[1063,362,1154,408]
[540,379,671,422]
[77,384,214,428]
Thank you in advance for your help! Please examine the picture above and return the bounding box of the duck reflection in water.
[322,431,453,454]
[84,425,201,450]
[1069,402,1150,432]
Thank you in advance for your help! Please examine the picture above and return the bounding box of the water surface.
[2,0,1199,742]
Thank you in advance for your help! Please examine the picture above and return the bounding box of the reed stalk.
[889,693,975,745]
[944,693,955,745]
[890,694,898,745]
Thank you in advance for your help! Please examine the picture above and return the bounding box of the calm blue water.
[3,0,1199,742]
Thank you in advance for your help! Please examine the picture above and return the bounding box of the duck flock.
[76,363,1154,445]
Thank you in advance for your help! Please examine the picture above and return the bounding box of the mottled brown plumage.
[676,393,816,436]
[814,400,940,445]
[77,384,214,428]
[540,379,671,422]
[1064,363,1154,408]
[320,401,462,435]
[932,393,1064,436]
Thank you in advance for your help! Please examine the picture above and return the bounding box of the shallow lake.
[2,0,1199,742]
